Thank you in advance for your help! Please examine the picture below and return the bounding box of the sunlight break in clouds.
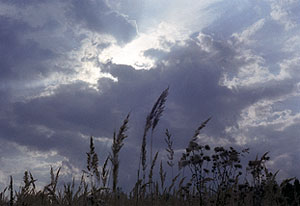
[100,0,223,70]
[107,0,223,32]
[67,33,119,88]
[40,31,119,94]
[98,22,188,70]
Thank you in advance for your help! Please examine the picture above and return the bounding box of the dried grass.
[2,89,299,206]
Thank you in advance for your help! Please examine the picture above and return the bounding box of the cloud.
[0,138,66,190]
[98,22,188,70]
[0,1,138,188]
[1,28,292,187]
[268,0,300,30]
[231,19,265,45]
[67,0,137,43]
[283,35,300,53]
[107,0,223,33]
[0,0,136,101]
[1,0,300,191]
[0,16,56,80]
[3,26,300,189]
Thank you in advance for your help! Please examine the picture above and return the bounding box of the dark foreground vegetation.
[1,88,300,206]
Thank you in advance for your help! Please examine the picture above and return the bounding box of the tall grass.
[1,88,300,206]
[110,113,130,194]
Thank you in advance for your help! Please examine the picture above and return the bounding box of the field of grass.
[1,88,300,206]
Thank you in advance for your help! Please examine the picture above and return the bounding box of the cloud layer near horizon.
[0,0,300,189]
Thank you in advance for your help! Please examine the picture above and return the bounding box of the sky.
[0,0,300,191]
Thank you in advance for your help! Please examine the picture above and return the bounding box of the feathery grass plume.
[140,129,147,185]
[165,129,175,178]
[4,95,300,205]
[9,176,13,206]
[23,171,30,189]
[178,117,211,171]
[150,87,169,164]
[151,87,169,131]
[247,152,270,187]
[84,136,100,184]
[178,118,211,206]
[29,172,36,191]
[138,87,169,185]
[22,170,30,196]
[246,151,273,206]
[192,117,211,141]
[101,156,110,188]
[19,170,37,199]
[110,113,130,194]
[44,166,61,204]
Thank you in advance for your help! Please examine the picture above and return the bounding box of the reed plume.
[165,129,175,178]
[85,136,100,184]
[149,87,169,163]
[110,113,130,193]
[138,87,169,184]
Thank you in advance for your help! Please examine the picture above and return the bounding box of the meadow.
[1,88,300,206]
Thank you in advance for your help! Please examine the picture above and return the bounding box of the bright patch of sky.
[107,0,224,32]
[100,0,224,69]
[0,140,65,190]
[98,22,188,70]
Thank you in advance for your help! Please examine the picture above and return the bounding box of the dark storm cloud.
[0,84,112,169]
[3,30,296,188]
[0,29,298,190]
[0,0,137,82]
[0,16,56,81]
[3,0,137,43]
[1,0,300,190]
[0,0,140,108]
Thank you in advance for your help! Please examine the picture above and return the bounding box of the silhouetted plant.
[84,136,100,186]
[179,117,212,206]
[165,129,175,178]
[2,88,299,206]
[110,113,130,194]
[9,176,13,206]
